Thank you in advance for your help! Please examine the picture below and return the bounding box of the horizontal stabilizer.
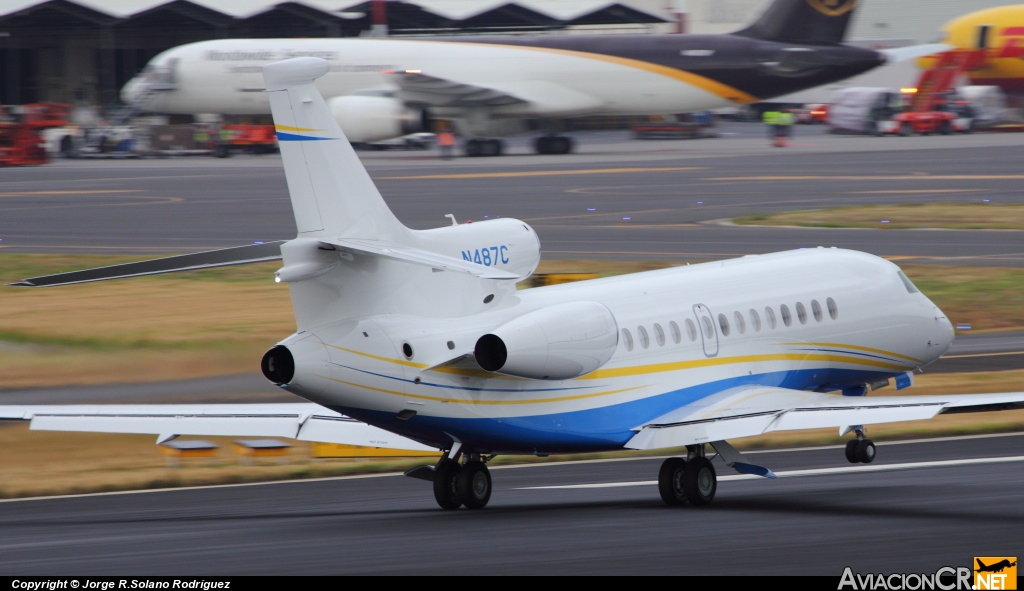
[10,241,285,287]
[0,403,435,452]
[326,238,520,279]
[881,43,953,63]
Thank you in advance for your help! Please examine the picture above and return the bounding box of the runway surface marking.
[850,189,987,194]
[703,175,1024,182]
[0,190,141,197]
[380,167,704,180]
[520,455,1024,489]
[940,351,1024,359]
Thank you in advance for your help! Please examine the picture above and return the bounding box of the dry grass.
[733,203,1024,230]
[1,370,1022,499]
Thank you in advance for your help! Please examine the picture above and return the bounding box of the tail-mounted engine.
[474,301,619,380]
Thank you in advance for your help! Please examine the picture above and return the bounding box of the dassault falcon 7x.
[6,57,1024,511]
[121,0,945,156]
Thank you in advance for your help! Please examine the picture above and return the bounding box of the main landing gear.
[845,428,876,464]
[534,135,574,155]
[464,138,504,157]
[658,444,717,506]
[430,453,493,510]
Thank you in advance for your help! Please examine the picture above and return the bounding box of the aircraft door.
[692,304,719,358]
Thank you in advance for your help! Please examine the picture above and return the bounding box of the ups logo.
[806,0,859,16]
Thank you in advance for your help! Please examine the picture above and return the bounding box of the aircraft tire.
[682,456,716,506]
[845,439,859,463]
[855,439,876,464]
[457,461,492,510]
[658,457,688,506]
[465,139,482,157]
[433,459,463,510]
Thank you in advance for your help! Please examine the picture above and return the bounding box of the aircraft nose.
[121,77,143,106]
[931,305,954,355]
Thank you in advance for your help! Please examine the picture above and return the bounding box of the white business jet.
[6,57,1024,511]
[120,0,946,157]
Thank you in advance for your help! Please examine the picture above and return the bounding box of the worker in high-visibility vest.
[774,109,795,147]
[762,109,780,144]
[437,127,455,160]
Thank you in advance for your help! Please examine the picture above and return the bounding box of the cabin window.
[638,326,650,349]
[780,304,792,327]
[701,316,714,339]
[622,329,634,351]
[734,311,746,334]
[796,302,807,325]
[669,321,682,344]
[827,297,839,320]
[717,313,730,337]
[765,306,777,329]
[749,308,761,332]
[654,323,666,346]
[811,299,823,322]
[685,319,698,342]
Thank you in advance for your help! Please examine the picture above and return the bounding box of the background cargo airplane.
[6,57,1024,511]
[120,0,944,156]
[919,4,1024,101]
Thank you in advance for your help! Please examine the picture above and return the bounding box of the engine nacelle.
[328,95,430,143]
[474,301,619,380]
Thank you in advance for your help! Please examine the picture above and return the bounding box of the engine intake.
[474,301,618,380]
[261,345,295,385]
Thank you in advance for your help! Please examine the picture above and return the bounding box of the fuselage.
[279,247,954,455]
[920,5,1024,97]
[123,36,884,118]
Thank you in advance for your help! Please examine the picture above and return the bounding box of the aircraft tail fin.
[734,0,858,45]
[263,57,409,242]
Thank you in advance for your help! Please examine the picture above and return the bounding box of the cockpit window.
[897,270,920,294]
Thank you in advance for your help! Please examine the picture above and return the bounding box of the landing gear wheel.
[432,459,463,510]
[457,461,492,509]
[682,456,717,506]
[534,135,573,155]
[465,139,482,157]
[658,457,688,506]
[845,439,860,463]
[480,139,503,157]
[855,439,876,464]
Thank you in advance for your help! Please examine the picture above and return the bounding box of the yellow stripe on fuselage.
[322,376,643,405]
[483,43,760,105]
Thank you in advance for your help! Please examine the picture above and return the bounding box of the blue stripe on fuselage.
[328,366,895,454]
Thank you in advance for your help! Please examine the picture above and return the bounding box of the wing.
[0,403,436,452]
[626,385,1024,451]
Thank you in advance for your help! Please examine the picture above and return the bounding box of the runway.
[0,433,1021,575]
[2,123,1023,266]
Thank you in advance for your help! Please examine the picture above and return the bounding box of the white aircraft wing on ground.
[0,403,436,451]
[626,386,1024,452]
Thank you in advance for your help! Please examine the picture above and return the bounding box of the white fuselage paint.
[280,247,954,453]
[123,39,726,118]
